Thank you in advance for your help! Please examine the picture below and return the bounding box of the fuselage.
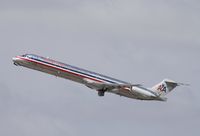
[13,54,161,101]
[13,54,129,84]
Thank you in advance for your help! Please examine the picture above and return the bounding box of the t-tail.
[151,79,188,97]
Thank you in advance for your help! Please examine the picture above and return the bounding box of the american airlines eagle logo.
[157,84,167,93]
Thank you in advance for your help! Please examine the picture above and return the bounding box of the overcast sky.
[0,0,200,136]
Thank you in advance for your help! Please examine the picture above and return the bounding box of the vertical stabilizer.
[152,79,179,97]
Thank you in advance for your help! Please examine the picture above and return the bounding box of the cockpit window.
[26,54,39,60]
[26,54,33,59]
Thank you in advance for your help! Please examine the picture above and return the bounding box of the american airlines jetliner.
[13,54,187,101]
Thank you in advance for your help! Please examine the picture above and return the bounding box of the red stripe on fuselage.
[16,56,104,83]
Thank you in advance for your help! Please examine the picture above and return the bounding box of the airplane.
[12,54,188,101]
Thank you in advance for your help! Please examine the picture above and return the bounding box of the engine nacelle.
[131,86,156,97]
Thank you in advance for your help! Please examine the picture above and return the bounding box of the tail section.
[152,79,180,97]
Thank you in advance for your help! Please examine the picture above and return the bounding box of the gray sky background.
[0,0,200,136]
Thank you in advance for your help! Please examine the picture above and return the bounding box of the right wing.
[83,78,141,91]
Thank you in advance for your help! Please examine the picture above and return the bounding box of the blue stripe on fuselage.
[25,54,128,84]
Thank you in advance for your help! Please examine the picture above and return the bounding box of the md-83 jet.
[13,54,187,101]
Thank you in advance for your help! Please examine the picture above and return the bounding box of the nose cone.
[12,57,17,62]
[12,56,21,66]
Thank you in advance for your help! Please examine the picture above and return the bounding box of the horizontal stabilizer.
[152,79,188,97]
